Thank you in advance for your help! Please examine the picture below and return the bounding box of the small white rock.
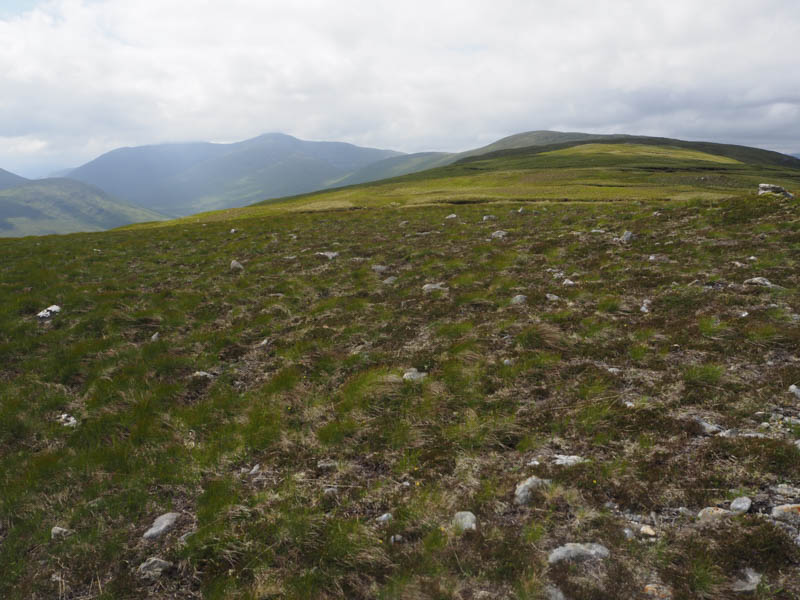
[545,293,561,302]
[143,512,180,540]
[548,542,610,564]
[51,526,73,539]
[482,215,496,221]
[553,454,587,467]
[445,214,457,220]
[562,279,576,286]
[57,413,78,428]
[422,282,448,294]
[150,332,160,342]
[403,368,427,383]
[510,294,527,305]
[730,497,752,514]
[491,230,508,239]
[230,259,244,271]
[731,568,762,593]
[697,507,731,522]
[316,251,339,260]
[376,512,392,524]
[37,305,61,319]
[452,511,477,533]
[744,277,777,288]
[789,384,800,400]
[514,475,551,505]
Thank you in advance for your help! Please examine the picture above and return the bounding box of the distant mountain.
[0,178,165,237]
[0,167,29,191]
[67,133,402,216]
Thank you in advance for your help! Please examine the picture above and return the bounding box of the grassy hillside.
[0,167,29,191]
[2,142,800,598]
[0,178,166,237]
[67,134,402,217]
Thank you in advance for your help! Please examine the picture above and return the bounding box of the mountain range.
[2,131,799,237]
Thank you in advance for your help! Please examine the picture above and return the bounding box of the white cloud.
[1,0,799,176]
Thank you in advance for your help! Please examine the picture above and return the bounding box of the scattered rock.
[590,229,606,234]
[510,294,527,305]
[248,464,261,476]
[503,358,513,366]
[491,230,508,239]
[190,371,214,380]
[789,384,800,400]
[514,475,551,505]
[51,526,73,539]
[316,459,336,470]
[445,214,457,220]
[482,215,496,221]
[771,504,800,525]
[640,299,652,314]
[137,557,172,578]
[758,183,794,198]
[390,534,404,544]
[744,277,779,288]
[150,332,160,342]
[376,512,392,524]
[544,586,567,600]
[562,279,576,286]
[548,542,610,564]
[230,259,244,271]
[623,527,635,540]
[316,251,339,260]
[229,228,237,234]
[402,368,427,383]
[694,417,723,435]
[143,512,180,540]
[57,413,78,428]
[697,507,731,522]
[371,265,388,274]
[732,568,762,593]
[730,497,752,514]
[37,305,61,319]
[644,583,673,599]
[422,282,448,294]
[546,293,561,302]
[452,511,477,533]
[620,231,635,243]
[639,525,657,537]
[553,455,587,467]
[382,276,398,285]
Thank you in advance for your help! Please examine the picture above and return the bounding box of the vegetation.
[1,142,799,598]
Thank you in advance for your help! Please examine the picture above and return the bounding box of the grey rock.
[37,305,61,319]
[390,534,404,544]
[771,504,800,525]
[640,299,651,314]
[482,215,496,221]
[190,371,214,380]
[730,497,752,514]
[744,277,779,288]
[382,276,398,285]
[150,332,160,342]
[143,512,180,540]
[694,417,723,435]
[789,384,800,400]
[620,231,635,243]
[562,278,576,286]
[323,487,337,496]
[545,586,568,600]
[731,568,762,593]
[316,251,339,260]
[376,512,392,524]
[230,259,244,271]
[402,368,427,383]
[422,282,448,294]
[137,557,173,578]
[445,214,458,219]
[546,293,561,302]
[178,531,195,544]
[371,265,389,274]
[248,464,261,476]
[51,526,73,539]
[452,511,477,533]
[758,183,794,198]
[491,230,508,239]
[57,413,78,428]
[510,294,527,305]
[553,454,587,467]
[548,542,610,564]
[697,507,731,522]
[316,459,336,470]
[503,358,513,366]
[514,475,551,505]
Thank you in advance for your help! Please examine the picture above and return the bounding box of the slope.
[0,178,166,237]
[0,167,29,191]
[66,133,402,217]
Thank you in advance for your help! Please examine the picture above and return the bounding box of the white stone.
[562,279,576,286]
[382,276,398,285]
[316,251,339,259]
[390,534,404,544]
[548,542,609,564]
[190,371,214,379]
[37,305,61,319]
[150,332,160,342]
[771,504,800,525]
[514,475,550,505]
[376,512,392,524]
[230,228,237,234]
[403,368,427,383]
[730,497,752,514]
[482,215,496,221]
[51,526,73,539]
[789,384,800,400]
[445,214,457,219]
[422,282,448,294]
[546,293,561,302]
[744,277,778,288]
[639,525,657,537]
[640,299,651,314]
[545,586,567,600]
[491,230,508,239]
[553,455,587,467]
[57,413,78,427]
[230,259,244,271]
[452,511,477,533]
[694,418,722,435]
[137,557,172,578]
[371,265,388,274]
[732,568,762,593]
[510,294,527,305]
[143,512,180,540]
[620,231,634,243]
[697,507,731,522]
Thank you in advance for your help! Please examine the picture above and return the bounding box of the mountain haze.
[0,178,165,237]
[67,133,402,216]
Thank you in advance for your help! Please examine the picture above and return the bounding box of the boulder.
[758,183,794,198]
[771,504,800,525]
[452,511,477,533]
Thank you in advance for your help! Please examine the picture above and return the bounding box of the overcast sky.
[1,0,799,177]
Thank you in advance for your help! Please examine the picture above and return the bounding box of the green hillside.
[0,167,29,191]
[2,141,800,599]
[0,178,166,237]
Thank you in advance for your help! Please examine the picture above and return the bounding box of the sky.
[1,0,799,178]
